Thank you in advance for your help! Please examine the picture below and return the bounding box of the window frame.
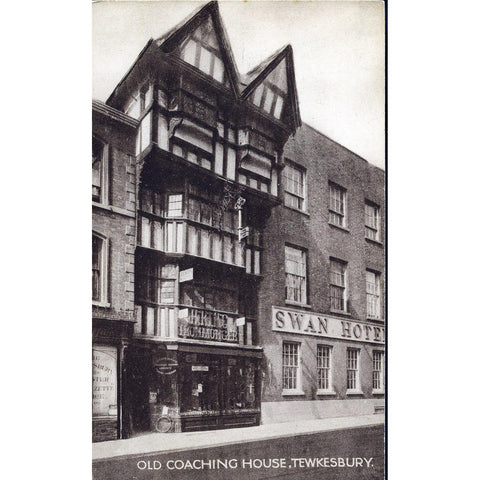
[92,137,109,205]
[372,350,385,394]
[365,200,381,242]
[283,161,307,212]
[92,232,109,307]
[328,182,347,228]
[282,342,303,395]
[366,269,381,320]
[285,245,308,306]
[346,348,361,394]
[316,345,334,394]
[329,258,348,313]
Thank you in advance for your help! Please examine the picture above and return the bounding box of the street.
[93,424,384,480]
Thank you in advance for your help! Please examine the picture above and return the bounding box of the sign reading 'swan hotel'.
[272,306,385,344]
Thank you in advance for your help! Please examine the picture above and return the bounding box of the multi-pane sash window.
[329,182,346,227]
[92,234,108,303]
[285,246,307,304]
[330,259,347,312]
[137,264,176,305]
[282,343,300,390]
[167,194,183,217]
[373,351,385,392]
[366,270,381,319]
[346,349,360,391]
[317,346,332,391]
[283,162,306,211]
[365,202,380,241]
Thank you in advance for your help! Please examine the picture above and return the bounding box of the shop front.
[125,341,262,433]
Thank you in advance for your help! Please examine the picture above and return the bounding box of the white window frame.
[92,137,109,205]
[329,258,348,313]
[329,182,347,228]
[283,161,306,211]
[316,345,334,394]
[365,201,381,241]
[346,348,361,394]
[92,232,109,307]
[282,342,303,395]
[366,270,381,320]
[285,245,307,305]
[372,350,385,393]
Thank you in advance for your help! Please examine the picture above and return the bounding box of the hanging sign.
[178,308,189,319]
[238,226,250,241]
[179,268,194,283]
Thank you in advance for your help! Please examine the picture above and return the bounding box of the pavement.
[93,413,385,460]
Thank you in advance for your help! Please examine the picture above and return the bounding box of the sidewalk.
[93,413,384,461]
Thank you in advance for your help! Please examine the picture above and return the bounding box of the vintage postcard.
[92,1,385,478]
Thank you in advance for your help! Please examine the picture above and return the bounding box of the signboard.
[272,306,385,344]
[236,317,246,326]
[178,308,189,319]
[238,226,250,240]
[192,365,209,372]
[152,356,178,375]
[179,268,194,283]
[92,346,117,416]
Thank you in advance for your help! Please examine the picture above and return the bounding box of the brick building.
[92,101,138,442]
[92,1,384,440]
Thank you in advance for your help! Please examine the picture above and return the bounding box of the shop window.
[329,258,347,312]
[167,194,183,217]
[92,233,108,305]
[329,182,347,227]
[285,245,307,305]
[283,161,306,211]
[282,342,301,392]
[373,351,385,393]
[365,201,381,241]
[92,137,108,204]
[366,270,381,319]
[317,345,332,392]
[346,348,360,392]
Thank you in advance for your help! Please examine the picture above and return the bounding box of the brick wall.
[258,124,385,403]
[92,418,118,443]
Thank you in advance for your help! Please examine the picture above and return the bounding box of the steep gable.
[158,1,240,93]
[242,46,301,130]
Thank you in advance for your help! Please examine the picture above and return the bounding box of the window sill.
[328,222,349,233]
[93,301,111,308]
[346,390,364,396]
[316,390,336,396]
[365,237,383,246]
[283,204,310,217]
[330,309,350,316]
[282,389,305,397]
[93,201,135,218]
[285,300,311,309]
[372,390,385,395]
[366,316,384,322]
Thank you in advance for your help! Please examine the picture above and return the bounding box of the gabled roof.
[155,0,241,96]
[240,45,301,129]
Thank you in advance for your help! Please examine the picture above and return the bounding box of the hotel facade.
[92,1,385,442]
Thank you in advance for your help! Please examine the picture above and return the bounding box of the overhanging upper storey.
[240,45,301,133]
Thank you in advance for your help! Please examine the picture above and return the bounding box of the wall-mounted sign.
[192,365,209,372]
[272,306,385,344]
[238,226,250,240]
[178,308,189,319]
[236,317,246,326]
[92,346,117,416]
[152,356,178,375]
[179,268,194,283]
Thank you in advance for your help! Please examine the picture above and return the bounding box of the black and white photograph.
[91,1,385,478]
